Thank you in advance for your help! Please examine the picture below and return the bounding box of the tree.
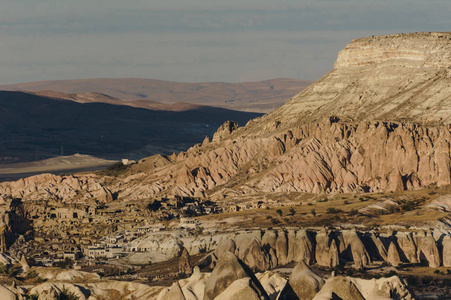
[276,209,283,217]
[311,209,316,217]
[289,207,296,216]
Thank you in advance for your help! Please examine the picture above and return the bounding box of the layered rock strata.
[0,33,450,201]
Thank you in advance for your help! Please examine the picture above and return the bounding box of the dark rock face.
[179,247,192,275]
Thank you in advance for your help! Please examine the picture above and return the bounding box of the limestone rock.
[275,231,288,266]
[203,252,268,300]
[215,278,263,300]
[313,276,364,300]
[387,241,402,267]
[292,230,315,265]
[441,235,451,267]
[315,230,339,268]
[161,282,186,300]
[215,239,236,259]
[212,121,239,142]
[350,276,414,300]
[342,229,371,269]
[395,232,418,264]
[278,261,324,300]
[256,271,287,300]
[0,285,17,300]
[237,237,270,272]
[416,231,441,267]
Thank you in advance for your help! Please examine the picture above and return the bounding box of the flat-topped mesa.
[270,32,451,126]
[334,32,451,68]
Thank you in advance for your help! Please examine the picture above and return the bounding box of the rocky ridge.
[2,32,450,202]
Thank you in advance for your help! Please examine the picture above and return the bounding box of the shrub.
[60,288,80,300]
[276,209,283,217]
[384,270,397,277]
[311,209,316,217]
[326,208,343,214]
[103,162,128,177]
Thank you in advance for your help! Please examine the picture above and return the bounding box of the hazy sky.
[1,0,450,84]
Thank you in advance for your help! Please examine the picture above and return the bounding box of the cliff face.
[0,33,450,202]
[271,32,451,125]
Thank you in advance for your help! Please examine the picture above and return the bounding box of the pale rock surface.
[415,231,441,267]
[215,239,236,259]
[394,232,418,264]
[237,237,271,271]
[203,252,268,300]
[386,241,402,267]
[160,282,186,300]
[278,261,324,300]
[350,276,414,300]
[315,230,339,268]
[215,278,263,300]
[292,230,315,265]
[313,276,364,300]
[275,231,289,265]
[0,285,17,300]
[178,267,210,300]
[256,271,287,300]
[342,229,371,269]
[442,235,451,267]
[54,270,101,281]
[29,283,87,300]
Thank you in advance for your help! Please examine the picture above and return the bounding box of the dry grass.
[198,185,450,229]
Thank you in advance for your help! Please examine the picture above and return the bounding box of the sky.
[1,0,450,85]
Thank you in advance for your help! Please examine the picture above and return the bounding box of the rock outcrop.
[387,241,402,267]
[278,261,324,300]
[179,247,193,275]
[1,33,450,203]
[203,252,268,300]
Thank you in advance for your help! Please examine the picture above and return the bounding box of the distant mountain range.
[0,91,262,163]
[0,78,311,113]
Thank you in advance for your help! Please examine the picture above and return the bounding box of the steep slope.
[268,32,451,127]
[0,32,450,202]
[105,32,451,200]
[0,78,312,113]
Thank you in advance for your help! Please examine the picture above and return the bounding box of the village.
[1,194,300,270]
